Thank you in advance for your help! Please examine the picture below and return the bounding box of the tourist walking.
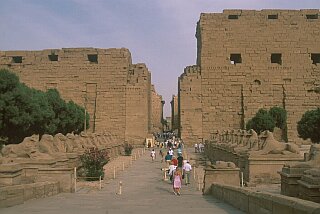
[150,149,156,161]
[168,161,177,183]
[183,160,192,185]
[199,142,204,152]
[177,153,183,168]
[173,168,182,195]
[171,156,178,166]
[159,148,164,162]
[168,148,174,157]
[194,143,198,153]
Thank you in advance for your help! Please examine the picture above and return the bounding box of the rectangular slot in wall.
[12,56,22,63]
[48,54,58,61]
[88,54,98,63]
[271,53,282,65]
[306,14,318,19]
[230,54,242,64]
[228,15,239,19]
[268,14,278,19]
[311,53,320,64]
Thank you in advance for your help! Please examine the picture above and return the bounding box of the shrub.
[80,148,109,181]
[246,109,276,134]
[269,106,287,129]
[269,106,288,142]
[124,143,133,155]
[0,69,89,144]
[297,108,320,144]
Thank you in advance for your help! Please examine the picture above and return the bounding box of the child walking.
[173,168,182,195]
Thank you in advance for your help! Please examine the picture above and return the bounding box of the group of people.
[151,146,192,196]
[194,142,205,153]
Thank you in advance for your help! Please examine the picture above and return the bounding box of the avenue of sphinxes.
[1,8,320,213]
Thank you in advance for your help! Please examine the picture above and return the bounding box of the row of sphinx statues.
[0,132,122,163]
[210,129,300,156]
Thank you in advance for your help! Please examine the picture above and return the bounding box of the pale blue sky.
[1,0,319,116]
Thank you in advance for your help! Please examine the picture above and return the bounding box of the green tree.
[0,69,89,144]
[46,89,89,135]
[297,108,320,144]
[269,106,288,142]
[269,106,287,129]
[62,101,87,135]
[0,82,55,144]
[45,89,66,134]
[246,109,276,134]
[0,69,20,93]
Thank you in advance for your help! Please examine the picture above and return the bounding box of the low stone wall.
[203,166,240,194]
[0,181,59,208]
[211,183,320,214]
[36,168,75,193]
[205,143,304,184]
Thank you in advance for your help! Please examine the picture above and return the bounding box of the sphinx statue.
[249,130,300,156]
[1,135,54,160]
[214,160,237,169]
[285,144,320,168]
[247,129,259,151]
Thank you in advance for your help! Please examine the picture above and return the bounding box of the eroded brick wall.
[0,48,158,143]
[178,65,202,144]
[151,85,163,133]
[125,63,151,144]
[180,9,320,144]
[170,95,179,132]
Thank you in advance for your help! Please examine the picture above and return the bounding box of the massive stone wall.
[0,48,162,144]
[179,9,320,145]
[178,65,202,144]
[170,95,179,132]
[125,63,151,143]
[151,85,163,133]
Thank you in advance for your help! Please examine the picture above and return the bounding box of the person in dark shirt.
[165,152,172,166]
[177,153,184,168]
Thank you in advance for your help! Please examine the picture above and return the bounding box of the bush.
[0,69,89,144]
[269,106,287,129]
[297,108,320,144]
[124,143,133,155]
[246,109,276,134]
[80,148,109,181]
[269,106,288,142]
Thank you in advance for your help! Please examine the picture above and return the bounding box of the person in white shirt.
[182,161,192,185]
[150,149,156,161]
[168,148,174,156]
[168,161,177,183]
[198,143,204,152]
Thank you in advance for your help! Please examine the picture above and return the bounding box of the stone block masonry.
[179,9,320,145]
[125,63,151,143]
[178,65,202,144]
[0,48,163,144]
[170,95,179,132]
[151,85,164,133]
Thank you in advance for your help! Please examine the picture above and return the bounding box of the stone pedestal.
[298,171,320,203]
[279,166,310,197]
[0,164,22,186]
[36,168,75,193]
[240,155,304,184]
[13,159,57,168]
[203,166,240,194]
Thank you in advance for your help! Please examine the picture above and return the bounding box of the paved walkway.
[1,148,244,214]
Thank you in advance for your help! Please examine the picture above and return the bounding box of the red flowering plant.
[80,147,109,181]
